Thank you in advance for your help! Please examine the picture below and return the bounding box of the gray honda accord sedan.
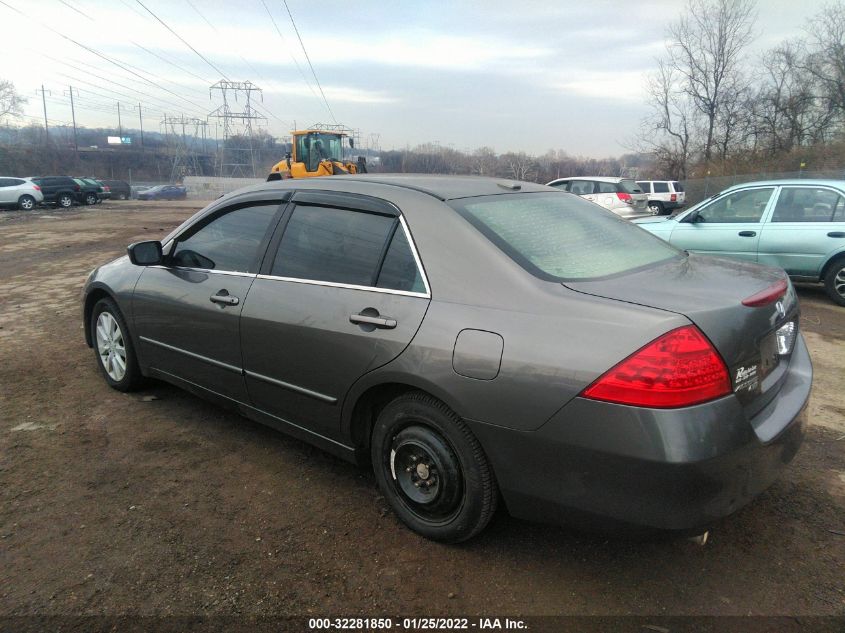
[82,175,810,542]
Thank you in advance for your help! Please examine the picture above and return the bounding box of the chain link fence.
[683,169,845,205]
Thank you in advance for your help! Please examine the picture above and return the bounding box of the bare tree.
[802,3,845,123]
[667,0,757,161]
[0,79,26,122]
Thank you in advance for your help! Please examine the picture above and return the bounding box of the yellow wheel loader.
[267,128,368,180]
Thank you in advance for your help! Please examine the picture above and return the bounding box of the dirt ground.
[0,200,843,619]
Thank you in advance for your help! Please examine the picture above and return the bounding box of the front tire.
[84,193,98,206]
[91,298,144,391]
[18,195,36,211]
[371,392,498,542]
[824,259,845,306]
[57,194,73,208]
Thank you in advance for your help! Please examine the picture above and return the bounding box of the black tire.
[84,192,98,206]
[57,193,74,208]
[823,258,845,306]
[648,201,664,215]
[371,392,498,543]
[18,195,36,211]
[90,298,144,391]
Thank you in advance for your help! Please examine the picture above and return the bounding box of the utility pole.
[117,102,123,137]
[138,103,144,151]
[36,85,50,144]
[65,86,79,152]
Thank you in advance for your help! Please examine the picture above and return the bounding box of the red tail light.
[33,185,41,191]
[670,193,677,202]
[742,279,788,307]
[103,185,110,191]
[582,325,731,408]
[616,192,633,204]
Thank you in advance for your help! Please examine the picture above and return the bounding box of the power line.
[0,0,208,114]
[259,0,321,104]
[281,0,336,124]
[134,0,230,80]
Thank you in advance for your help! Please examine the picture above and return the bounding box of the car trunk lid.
[564,253,799,419]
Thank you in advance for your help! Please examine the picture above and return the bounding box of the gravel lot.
[0,201,843,619]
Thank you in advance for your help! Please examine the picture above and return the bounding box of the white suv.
[636,180,686,215]
[546,177,649,218]
[0,177,44,210]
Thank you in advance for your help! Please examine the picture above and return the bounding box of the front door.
[132,201,283,401]
[240,193,430,438]
[669,186,776,262]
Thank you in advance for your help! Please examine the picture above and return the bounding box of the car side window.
[271,205,395,286]
[637,182,651,193]
[376,227,426,293]
[597,181,617,193]
[569,180,594,195]
[653,182,670,193]
[772,187,843,222]
[0,179,11,187]
[697,188,774,223]
[171,203,280,273]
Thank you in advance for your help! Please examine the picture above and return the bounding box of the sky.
[0,0,830,157]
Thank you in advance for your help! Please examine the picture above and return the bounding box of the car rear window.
[453,193,681,281]
[620,179,643,194]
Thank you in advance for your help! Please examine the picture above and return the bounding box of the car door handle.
[210,291,239,306]
[350,313,397,329]
[828,231,845,238]
[738,231,757,237]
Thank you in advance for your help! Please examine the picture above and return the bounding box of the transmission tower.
[208,80,267,178]
[161,114,209,182]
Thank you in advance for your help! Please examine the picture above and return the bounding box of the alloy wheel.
[95,312,127,381]
[835,268,845,298]
[19,197,34,210]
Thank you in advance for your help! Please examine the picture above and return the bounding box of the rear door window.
[597,181,617,193]
[453,192,680,281]
[653,182,670,193]
[271,205,395,286]
[376,226,426,293]
[171,203,280,272]
[568,180,594,195]
[772,187,843,222]
[637,181,651,193]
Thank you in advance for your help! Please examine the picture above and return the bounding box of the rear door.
[758,185,845,277]
[132,198,285,401]
[0,179,14,204]
[668,186,776,262]
[240,191,431,437]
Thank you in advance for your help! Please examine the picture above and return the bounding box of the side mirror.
[127,240,163,266]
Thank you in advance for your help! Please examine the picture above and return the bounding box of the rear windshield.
[620,179,643,194]
[453,192,681,281]
[672,181,684,192]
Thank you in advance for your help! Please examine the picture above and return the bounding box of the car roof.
[241,174,550,201]
[549,176,627,183]
[721,178,845,189]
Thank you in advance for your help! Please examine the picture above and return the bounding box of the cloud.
[549,70,651,102]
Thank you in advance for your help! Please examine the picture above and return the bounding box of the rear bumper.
[467,334,811,532]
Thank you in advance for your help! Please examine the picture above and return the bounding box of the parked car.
[72,178,103,206]
[637,180,686,215]
[83,176,809,542]
[0,177,44,210]
[137,185,187,201]
[28,176,81,208]
[634,180,845,306]
[86,177,112,201]
[101,179,131,200]
[546,177,649,218]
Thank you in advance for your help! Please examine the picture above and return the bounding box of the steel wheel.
[95,311,127,382]
[388,426,463,523]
